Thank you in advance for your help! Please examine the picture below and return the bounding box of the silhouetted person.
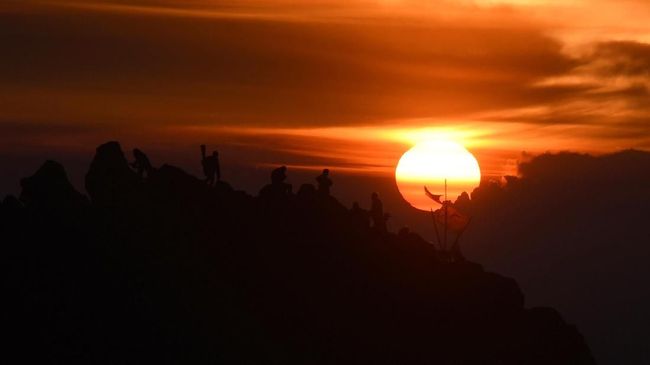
[201,144,221,186]
[315,169,333,196]
[271,165,287,184]
[260,165,293,200]
[370,192,388,232]
[130,148,153,178]
[271,165,292,194]
[350,201,370,230]
[398,226,410,238]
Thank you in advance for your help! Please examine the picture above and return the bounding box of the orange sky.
[1,0,649,183]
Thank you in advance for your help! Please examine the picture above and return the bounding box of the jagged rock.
[85,141,140,206]
[146,164,212,210]
[2,194,24,211]
[0,195,25,227]
[19,160,88,211]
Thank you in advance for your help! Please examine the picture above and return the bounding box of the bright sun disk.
[395,140,481,211]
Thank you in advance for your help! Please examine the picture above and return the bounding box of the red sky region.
[1,0,650,191]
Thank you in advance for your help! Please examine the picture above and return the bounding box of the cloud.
[1,4,648,363]
[460,150,650,364]
[586,41,650,77]
[1,1,649,228]
[2,1,648,165]
[1,1,578,128]
[479,40,650,151]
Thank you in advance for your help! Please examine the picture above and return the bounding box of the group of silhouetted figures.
[128,145,390,232]
[1,140,597,364]
[264,166,390,232]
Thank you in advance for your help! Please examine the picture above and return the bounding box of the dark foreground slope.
[1,142,594,364]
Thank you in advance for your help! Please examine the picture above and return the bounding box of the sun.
[395,139,481,211]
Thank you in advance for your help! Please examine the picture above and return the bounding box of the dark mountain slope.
[1,142,594,364]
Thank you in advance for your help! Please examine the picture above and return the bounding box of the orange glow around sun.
[395,140,481,211]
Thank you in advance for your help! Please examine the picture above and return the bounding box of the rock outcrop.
[85,141,140,207]
[0,142,596,364]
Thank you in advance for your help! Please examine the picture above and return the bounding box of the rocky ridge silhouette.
[1,141,595,364]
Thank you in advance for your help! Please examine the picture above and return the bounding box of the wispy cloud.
[1,0,649,179]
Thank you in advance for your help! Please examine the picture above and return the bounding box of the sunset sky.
[3,3,650,362]
[2,0,650,189]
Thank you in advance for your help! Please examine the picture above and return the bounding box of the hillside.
[1,142,595,364]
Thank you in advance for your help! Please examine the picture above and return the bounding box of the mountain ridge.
[1,141,595,364]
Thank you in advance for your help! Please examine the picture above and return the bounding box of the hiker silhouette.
[200,144,221,186]
[271,165,292,194]
[370,192,388,232]
[259,165,293,200]
[315,169,333,196]
[398,226,410,237]
[271,165,285,183]
[130,148,154,178]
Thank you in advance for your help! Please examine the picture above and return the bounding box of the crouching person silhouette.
[316,169,333,196]
[130,148,154,179]
[271,165,292,195]
[260,165,293,200]
[200,144,221,186]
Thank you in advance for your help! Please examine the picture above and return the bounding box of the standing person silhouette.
[200,145,221,186]
[130,148,153,178]
[370,192,388,232]
[271,165,292,194]
[315,169,333,196]
[271,165,287,185]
